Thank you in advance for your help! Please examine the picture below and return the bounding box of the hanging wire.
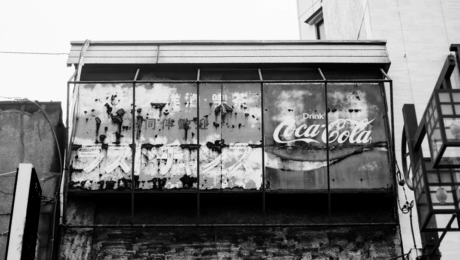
[0,51,68,55]
[394,159,419,258]
[387,252,409,260]
[409,205,419,257]
[0,171,16,177]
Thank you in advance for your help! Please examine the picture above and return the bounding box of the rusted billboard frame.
[131,69,140,225]
[63,70,395,229]
[196,69,201,224]
[258,69,266,222]
[318,68,331,217]
[65,222,398,228]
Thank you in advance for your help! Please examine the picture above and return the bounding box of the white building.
[297,1,460,259]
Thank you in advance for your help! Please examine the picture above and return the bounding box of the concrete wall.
[0,102,65,260]
[367,1,460,258]
[297,0,322,39]
[297,0,372,40]
[298,0,460,258]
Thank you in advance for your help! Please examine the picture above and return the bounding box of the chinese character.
[170,93,180,107]
[146,119,155,129]
[163,118,175,129]
[212,93,227,106]
[232,92,247,106]
[178,118,191,130]
[199,118,209,129]
[189,93,197,107]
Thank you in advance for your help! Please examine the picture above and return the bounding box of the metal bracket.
[76,39,91,81]
[449,44,460,76]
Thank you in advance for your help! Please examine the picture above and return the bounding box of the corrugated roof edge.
[69,40,387,46]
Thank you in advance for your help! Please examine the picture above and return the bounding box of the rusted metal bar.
[430,214,457,256]
[66,189,393,195]
[64,72,75,225]
[258,68,266,222]
[63,222,399,229]
[58,72,78,260]
[380,68,392,81]
[75,39,91,81]
[196,68,201,225]
[380,73,402,253]
[67,79,391,84]
[401,105,421,191]
[131,69,140,226]
[318,68,331,218]
[450,44,460,76]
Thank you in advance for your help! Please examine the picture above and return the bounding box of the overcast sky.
[0,0,299,106]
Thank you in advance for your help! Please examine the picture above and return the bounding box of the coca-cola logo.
[273,118,374,145]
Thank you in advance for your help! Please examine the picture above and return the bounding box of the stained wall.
[0,102,64,260]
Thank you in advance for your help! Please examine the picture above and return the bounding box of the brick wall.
[60,226,402,260]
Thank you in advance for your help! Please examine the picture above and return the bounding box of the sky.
[0,0,299,106]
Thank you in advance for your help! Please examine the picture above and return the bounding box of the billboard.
[69,83,391,191]
[264,83,391,190]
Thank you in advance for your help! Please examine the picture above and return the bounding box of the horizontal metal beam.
[63,222,399,229]
[67,79,391,84]
[69,40,389,46]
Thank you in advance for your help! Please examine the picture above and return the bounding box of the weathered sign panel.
[198,84,262,190]
[69,83,390,191]
[264,83,391,190]
[70,83,199,190]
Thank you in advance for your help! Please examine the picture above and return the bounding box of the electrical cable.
[387,252,409,260]
[395,159,419,258]
[26,100,63,173]
[0,51,68,55]
[0,171,16,176]
[395,160,411,214]
[409,206,419,258]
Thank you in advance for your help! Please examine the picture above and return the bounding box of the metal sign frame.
[62,68,395,229]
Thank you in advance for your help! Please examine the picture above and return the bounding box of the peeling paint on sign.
[198,84,262,190]
[68,83,390,192]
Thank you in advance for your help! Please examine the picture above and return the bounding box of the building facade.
[297,0,460,258]
[55,40,402,259]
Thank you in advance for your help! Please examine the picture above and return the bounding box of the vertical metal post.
[318,68,331,218]
[131,69,140,226]
[63,80,71,225]
[258,68,266,222]
[379,70,400,235]
[196,69,201,224]
[56,72,77,260]
[390,81,395,178]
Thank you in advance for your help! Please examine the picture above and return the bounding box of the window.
[305,6,325,40]
[316,19,325,39]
